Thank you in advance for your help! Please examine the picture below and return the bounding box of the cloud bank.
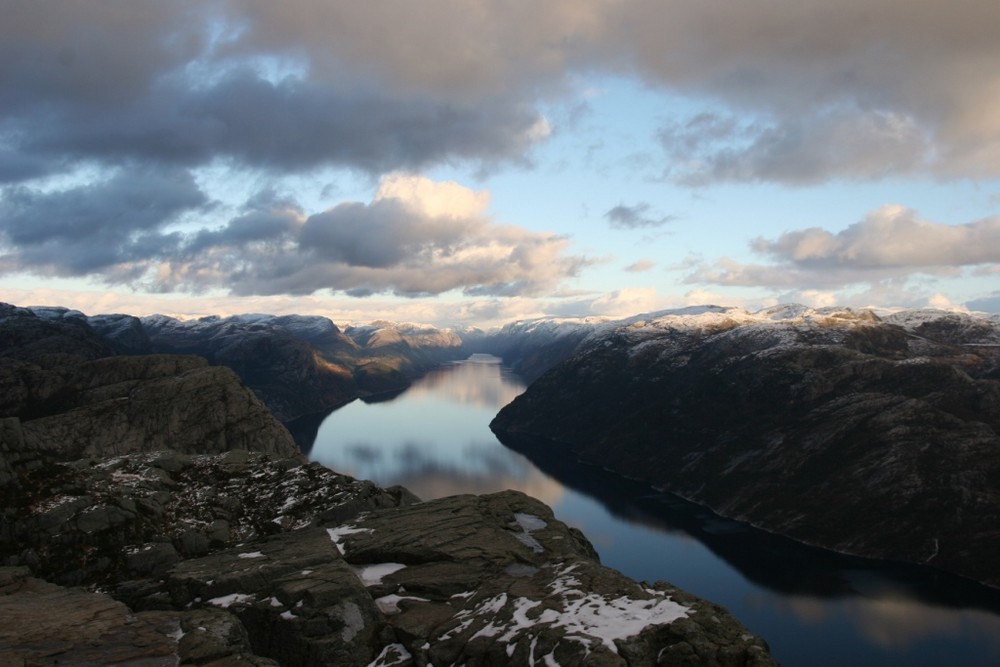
[1,173,586,298]
[3,1,998,186]
[2,0,999,307]
[685,205,1000,291]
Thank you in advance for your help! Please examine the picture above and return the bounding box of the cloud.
[624,259,656,272]
[0,172,588,299]
[3,1,999,188]
[13,68,546,177]
[0,3,555,182]
[684,206,1000,295]
[545,287,666,319]
[604,203,675,229]
[0,166,209,275]
[755,206,1000,270]
[658,109,930,185]
[606,1,1000,181]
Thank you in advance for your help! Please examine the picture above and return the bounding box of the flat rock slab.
[334,490,775,666]
[0,567,180,666]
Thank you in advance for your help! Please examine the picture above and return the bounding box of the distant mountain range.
[0,301,778,665]
[7,300,1000,590]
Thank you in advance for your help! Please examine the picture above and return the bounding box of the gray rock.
[331,490,774,666]
[126,542,181,577]
[0,566,181,666]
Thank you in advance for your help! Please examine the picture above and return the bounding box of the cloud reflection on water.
[767,593,1000,657]
[310,355,563,505]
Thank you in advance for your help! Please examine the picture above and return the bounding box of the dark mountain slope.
[491,306,1000,588]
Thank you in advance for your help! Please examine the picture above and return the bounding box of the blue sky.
[2,1,999,326]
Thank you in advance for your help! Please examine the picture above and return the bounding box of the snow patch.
[238,551,265,559]
[354,563,407,586]
[511,512,547,553]
[366,643,413,667]
[336,601,365,642]
[327,525,373,555]
[374,593,429,615]
[439,563,688,654]
[534,590,689,654]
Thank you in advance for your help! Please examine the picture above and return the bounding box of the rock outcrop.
[1,307,299,464]
[10,305,477,425]
[492,305,1000,589]
[1,446,774,666]
[139,314,475,423]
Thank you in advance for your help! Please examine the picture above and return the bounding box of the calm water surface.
[308,356,1000,667]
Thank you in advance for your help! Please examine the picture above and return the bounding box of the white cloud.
[374,173,491,219]
[755,206,1000,270]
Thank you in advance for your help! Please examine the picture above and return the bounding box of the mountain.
[472,315,613,383]
[0,303,776,665]
[491,305,1000,589]
[15,306,478,424]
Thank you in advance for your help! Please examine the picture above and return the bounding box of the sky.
[2,0,1000,328]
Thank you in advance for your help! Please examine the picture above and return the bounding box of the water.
[307,356,1000,667]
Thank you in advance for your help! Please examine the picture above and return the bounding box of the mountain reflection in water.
[308,356,1000,667]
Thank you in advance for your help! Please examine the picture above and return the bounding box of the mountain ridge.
[490,305,1000,589]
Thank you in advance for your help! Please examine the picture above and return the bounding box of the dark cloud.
[1,167,207,246]
[0,167,208,275]
[604,203,675,229]
[301,200,461,269]
[605,0,1000,180]
[0,173,588,298]
[0,3,550,183]
[14,71,545,176]
[658,109,930,185]
[4,1,999,187]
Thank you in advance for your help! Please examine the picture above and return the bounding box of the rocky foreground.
[491,305,1000,590]
[0,304,775,666]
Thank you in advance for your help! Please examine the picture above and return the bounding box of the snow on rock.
[326,525,373,555]
[535,587,689,655]
[373,593,430,615]
[207,593,254,608]
[441,576,689,657]
[510,512,547,553]
[354,563,407,586]
[366,643,413,667]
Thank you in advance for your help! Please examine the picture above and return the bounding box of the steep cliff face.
[492,306,1000,589]
[141,313,362,422]
[142,314,474,422]
[1,308,299,463]
[473,316,611,383]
